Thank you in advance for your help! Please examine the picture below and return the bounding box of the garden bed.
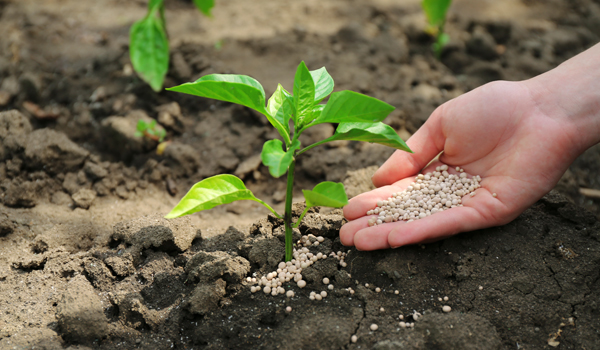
[0,0,599,349]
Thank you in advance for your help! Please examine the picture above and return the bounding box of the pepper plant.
[129,0,215,92]
[422,0,452,59]
[164,62,412,261]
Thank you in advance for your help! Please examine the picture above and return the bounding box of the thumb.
[372,106,447,187]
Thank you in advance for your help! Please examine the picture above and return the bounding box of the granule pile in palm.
[367,164,482,226]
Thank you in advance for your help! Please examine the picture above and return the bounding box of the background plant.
[164,62,412,261]
[129,0,215,92]
[134,119,166,142]
[422,0,452,58]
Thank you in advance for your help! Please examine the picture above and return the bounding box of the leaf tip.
[164,212,179,219]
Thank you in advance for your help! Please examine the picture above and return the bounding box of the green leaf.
[168,74,266,111]
[165,174,280,218]
[293,181,349,228]
[297,122,412,155]
[332,122,412,151]
[267,84,293,134]
[312,91,395,125]
[193,0,215,17]
[293,61,315,125]
[148,0,165,10]
[129,10,169,92]
[301,104,325,127]
[303,182,348,208]
[421,0,451,27]
[167,75,290,144]
[310,67,334,103]
[261,139,300,178]
[136,120,148,131]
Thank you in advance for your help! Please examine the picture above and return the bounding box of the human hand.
[340,80,585,250]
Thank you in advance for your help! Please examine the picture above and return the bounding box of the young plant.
[422,0,452,59]
[129,0,215,92]
[164,62,412,261]
[135,119,167,142]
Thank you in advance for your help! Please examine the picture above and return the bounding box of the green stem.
[284,159,296,262]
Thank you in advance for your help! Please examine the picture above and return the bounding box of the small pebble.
[442,305,452,313]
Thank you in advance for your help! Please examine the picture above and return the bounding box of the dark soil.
[1,0,599,349]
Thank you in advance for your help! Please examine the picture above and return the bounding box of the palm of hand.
[341,81,580,250]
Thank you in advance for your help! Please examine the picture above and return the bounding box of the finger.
[386,202,490,248]
[352,220,403,250]
[339,216,371,246]
[343,177,416,220]
[372,107,446,187]
[340,216,401,250]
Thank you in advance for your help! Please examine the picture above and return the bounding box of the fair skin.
[340,43,600,251]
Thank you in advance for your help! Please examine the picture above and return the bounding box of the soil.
[1,0,600,349]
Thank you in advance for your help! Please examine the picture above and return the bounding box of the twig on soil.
[579,187,600,199]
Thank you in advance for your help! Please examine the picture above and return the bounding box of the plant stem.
[283,159,296,262]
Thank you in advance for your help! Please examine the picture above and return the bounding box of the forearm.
[523,42,600,153]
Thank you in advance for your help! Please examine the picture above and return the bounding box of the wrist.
[523,43,600,153]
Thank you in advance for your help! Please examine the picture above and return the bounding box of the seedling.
[422,0,452,58]
[164,61,412,261]
[135,119,166,142]
[129,0,215,92]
